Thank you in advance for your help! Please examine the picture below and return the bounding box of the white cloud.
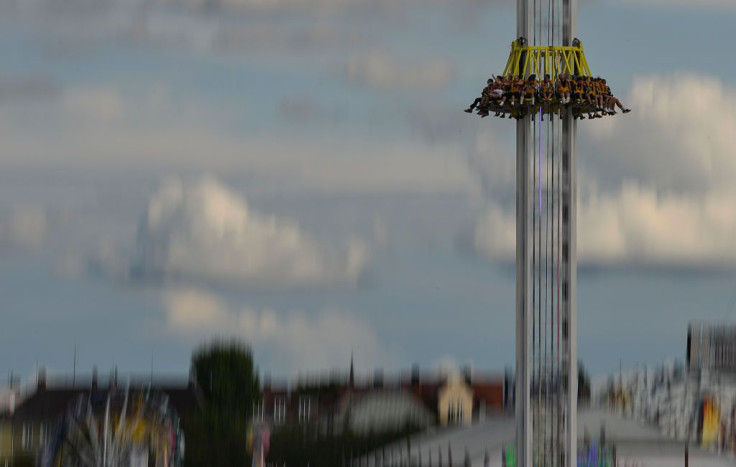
[61,85,123,121]
[0,83,471,194]
[619,0,736,8]
[472,204,514,261]
[467,126,516,199]
[0,75,58,102]
[54,253,86,279]
[163,287,232,329]
[472,73,736,268]
[347,50,454,91]
[162,288,386,372]
[585,73,736,194]
[2,0,494,60]
[134,176,369,286]
[474,184,736,268]
[84,0,498,13]
[371,216,388,247]
[0,205,47,250]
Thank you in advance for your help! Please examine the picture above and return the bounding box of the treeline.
[183,340,259,467]
[181,340,421,466]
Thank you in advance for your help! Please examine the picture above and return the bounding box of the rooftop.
[362,409,733,467]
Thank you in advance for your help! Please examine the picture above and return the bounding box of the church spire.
[349,351,354,388]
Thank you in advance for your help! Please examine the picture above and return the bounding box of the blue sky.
[1,0,736,385]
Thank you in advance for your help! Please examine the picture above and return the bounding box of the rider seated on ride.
[591,78,605,110]
[488,78,505,101]
[597,78,610,117]
[485,77,509,115]
[523,74,538,105]
[557,74,571,104]
[573,77,586,103]
[584,77,602,119]
[508,74,524,105]
[604,84,631,115]
[479,78,509,117]
[464,78,493,113]
[477,79,496,116]
[599,78,608,102]
[497,76,511,108]
[540,74,554,102]
[585,77,597,105]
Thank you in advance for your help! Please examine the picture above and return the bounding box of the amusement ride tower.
[515,0,578,464]
[467,0,628,464]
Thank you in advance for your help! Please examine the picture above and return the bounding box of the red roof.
[471,381,504,410]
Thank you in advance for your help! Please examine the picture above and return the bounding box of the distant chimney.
[92,366,98,390]
[373,369,384,388]
[411,364,420,386]
[188,365,198,389]
[37,367,46,391]
[8,374,20,391]
[686,325,692,369]
[504,367,513,409]
[349,353,355,389]
[463,365,472,384]
[263,373,272,391]
[110,367,118,390]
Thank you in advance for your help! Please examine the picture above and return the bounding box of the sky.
[1,0,736,385]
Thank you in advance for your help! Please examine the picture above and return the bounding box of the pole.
[513,0,578,464]
[562,104,578,467]
[561,0,578,457]
[151,346,155,386]
[516,101,533,467]
[516,1,533,466]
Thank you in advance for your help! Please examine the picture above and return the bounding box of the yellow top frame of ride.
[502,40,592,80]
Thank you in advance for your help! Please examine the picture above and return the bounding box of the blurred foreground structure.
[688,322,736,373]
[356,409,732,467]
[0,368,201,466]
[594,322,736,462]
[0,361,507,466]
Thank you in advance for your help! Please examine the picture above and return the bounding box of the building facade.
[688,323,736,373]
[257,367,506,434]
[438,375,473,426]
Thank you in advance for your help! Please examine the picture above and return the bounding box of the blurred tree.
[184,340,260,467]
[192,340,260,418]
[184,410,250,467]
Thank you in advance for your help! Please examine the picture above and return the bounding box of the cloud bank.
[347,50,454,91]
[586,74,736,194]
[472,73,736,268]
[132,176,369,287]
[0,206,47,250]
[0,81,471,193]
[163,288,385,373]
[474,186,736,268]
[620,0,736,9]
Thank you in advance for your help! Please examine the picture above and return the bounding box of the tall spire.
[349,351,354,388]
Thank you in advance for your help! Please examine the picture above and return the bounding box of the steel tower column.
[515,111,533,467]
[516,0,578,464]
[515,0,533,465]
[562,0,578,465]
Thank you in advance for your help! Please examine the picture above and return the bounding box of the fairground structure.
[513,0,578,465]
